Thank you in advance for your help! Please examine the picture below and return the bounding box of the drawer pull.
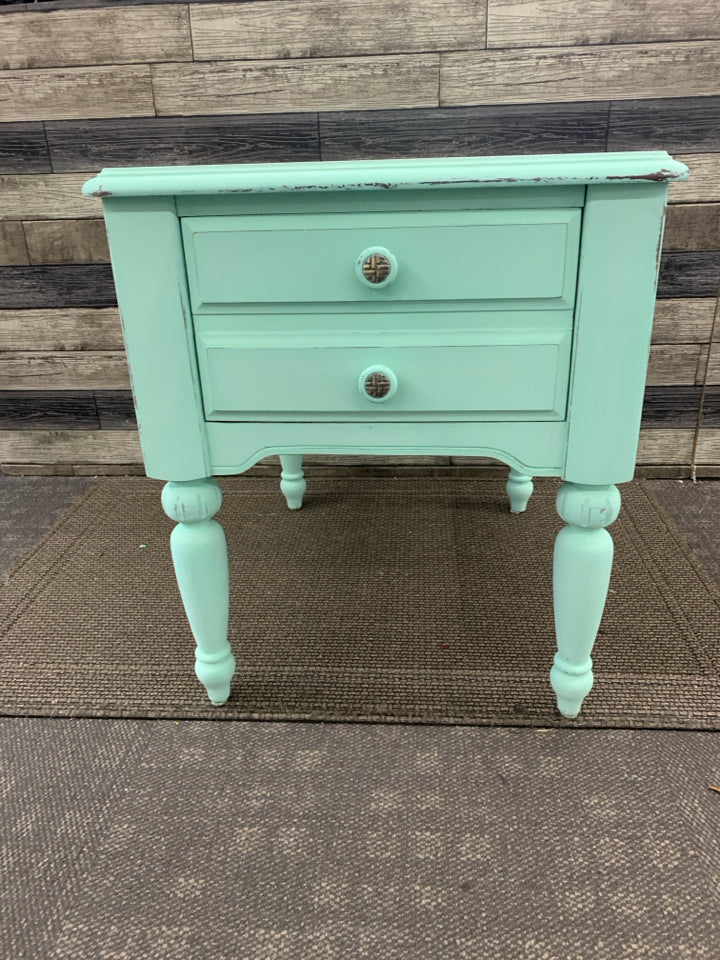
[356,246,398,288]
[359,365,398,403]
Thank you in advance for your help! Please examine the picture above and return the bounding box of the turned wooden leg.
[506,467,534,514]
[280,454,306,510]
[550,482,621,718]
[161,477,235,705]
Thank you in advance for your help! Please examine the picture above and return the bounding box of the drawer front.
[196,328,573,422]
[182,209,581,310]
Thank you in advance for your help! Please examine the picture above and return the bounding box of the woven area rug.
[1,476,719,728]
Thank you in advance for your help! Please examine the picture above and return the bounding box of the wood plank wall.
[1,0,719,477]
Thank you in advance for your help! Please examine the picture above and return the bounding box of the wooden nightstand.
[84,152,688,717]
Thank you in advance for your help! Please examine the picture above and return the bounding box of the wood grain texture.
[0,222,29,265]
[487,0,720,49]
[0,65,154,122]
[637,428,694,464]
[46,113,320,172]
[23,220,110,263]
[191,0,485,60]
[0,175,101,220]
[0,352,129,389]
[0,5,191,69]
[652,299,718,344]
[320,102,609,160]
[641,387,701,428]
[695,428,720,463]
[698,387,720,427]
[152,55,440,116]
[646,345,704,387]
[0,391,99,429]
[0,121,50,173]
[441,42,720,107]
[0,428,141,463]
[657,252,720,299]
[95,390,136,429]
[663,205,720,252]
[608,95,720,153]
[0,308,122,350]
[0,265,116,309]
[670,156,720,204]
[701,346,720,386]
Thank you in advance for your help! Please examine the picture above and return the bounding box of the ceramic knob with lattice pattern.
[355,246,398,288]
[358,365,398,403]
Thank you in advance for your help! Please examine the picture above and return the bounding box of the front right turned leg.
[161,478,235,705]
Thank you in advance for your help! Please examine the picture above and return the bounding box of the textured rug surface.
[1,476,719,728]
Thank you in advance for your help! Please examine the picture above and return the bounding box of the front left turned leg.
[161,478,235,705]
[550,482,621,718]
[280,454,306,510]
[506,467,533,514]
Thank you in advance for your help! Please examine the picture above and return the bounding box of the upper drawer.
[182,209,582,311]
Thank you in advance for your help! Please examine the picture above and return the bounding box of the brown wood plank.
[440,42,720,107]
[0,308,123,351]
[0,463,146,476]
[0,352,130,389]
[657,252,720,300]
[0,5,191,69]
[695,428,720,464]
[0,428,141,463]
[0,390,99,429]
[152,55,440,117]
[670,156,720,204]
[701,346,720,386]
[0,174,102,221]
[487,0,720,49]
[0,222,29,265]
[652,299,718,344]
[0,265,116,309]
[636,428,694,465]
[0,121,51,173]
[646,345,703,387]
[608,96,720,153]
[23,220,110,263]
[191,0,485,61]
[663,204,720,252]
[46,113,320,172]
[320,101,609,160]
[0,65,154,122]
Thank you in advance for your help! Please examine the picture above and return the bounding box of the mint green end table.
[84,152,688,718]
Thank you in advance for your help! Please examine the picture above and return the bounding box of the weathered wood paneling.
[487,0,720,49]
[0,175,101,220]
[652,299,718,344]
[0,222,29,265]
[152,55,440,116]
[657,252,720,299]
[0,65,154,122]
[46,113,321,171]
[320,102,609,160]
[0,5,191,69]
[191,0,486,61]
[698,387,720,427]
[701,346,720,386]
[695,429,720,463]
[641,387,701,428]
[0,265,116,309]
[0,308,123,351]
[441,42,720,107]
[0,391,99,429]
[663,204,720,251]
[0,121,51,173]
[637,428,695,464]
[669,156,720,204]
[608,95,720,153]
[0,352,129,390]
[0,429,142,464]
[95,390,136,429]
[23,220,110,263]
[646,344,704,387]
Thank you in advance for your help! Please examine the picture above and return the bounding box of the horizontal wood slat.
[95,391,136,429]
[701,346,720,386]
[0,65,154,123]
[0,174,100,220]
[440,42,720,107]
[646,345,704,387]
[320,102,609,160]
[151,55,440,117]
[641,387,701,429]
[0,308,122,351]
[652,299,718,344]
[0,5,191,70]
[0,265,115,309]
[695,429,720,463]
[637,428,694,464]
[0,121,51,173]
[191,0,486,61]
[669,156,720,204]
[663,205,720,252]
[0,352,130,390]
[608,96,720,153]
[657,252,720,300]
[0,391,99,429]
[22,220,110,263]
[0,222,29,265]
[45,113,320,172]
[487,0,720,49]
[0,429,141,464]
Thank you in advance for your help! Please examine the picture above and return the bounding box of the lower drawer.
[196,330,572,421]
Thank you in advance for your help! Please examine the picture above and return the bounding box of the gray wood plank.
[0,308,123,350]
[23,220,109,264]
[95,390,136,429]
[0,222,29,265]
[0,121,51,173]
[608,96,720,153]
[657,252,720,299]
[641,386,701,429]
[0,174,102,221]
[0,351,129,389]
[663,204,720,252]
[0,391,98,429]
[46,114,320,172]
[0,428,141,463]
[321,102,609,160]
[0,265,116,309]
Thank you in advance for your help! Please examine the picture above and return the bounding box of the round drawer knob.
[359,365,398,403]
[356,247,398,288]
